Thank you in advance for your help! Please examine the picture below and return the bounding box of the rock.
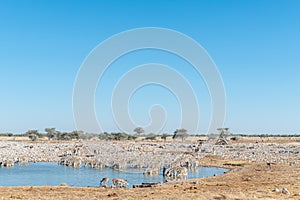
[282,188,290,195]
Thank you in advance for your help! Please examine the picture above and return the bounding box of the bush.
[28,134,38,141]
[110,132,129,140]
[59,182,68,186]
[161,133,170,141]
[99,132,111,140]
[145,133,157,140]
[127,134,138,140]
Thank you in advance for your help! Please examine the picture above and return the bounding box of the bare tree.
[215,128,229,145]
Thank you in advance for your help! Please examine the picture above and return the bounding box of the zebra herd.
[99,165,189,188]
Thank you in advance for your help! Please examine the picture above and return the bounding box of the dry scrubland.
[0,136,299,199]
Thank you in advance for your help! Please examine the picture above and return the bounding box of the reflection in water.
[0,162,227,187]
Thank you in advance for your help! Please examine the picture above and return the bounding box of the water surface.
[0,162,227,187]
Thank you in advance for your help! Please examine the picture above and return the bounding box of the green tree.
[26,130,39,141]
[99,132,110,140]
[110,132,128,140]
[69,130,82,140]
[127,134,138,140]
[59,132,71,140]
[134,127,145,135]
[26,130,38,135]
[45,128,57,140]
[173,128,189,141]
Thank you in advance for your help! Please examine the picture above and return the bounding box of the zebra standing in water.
[163,166,188,180]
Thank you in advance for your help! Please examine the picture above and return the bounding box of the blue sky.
[0,0,299,134]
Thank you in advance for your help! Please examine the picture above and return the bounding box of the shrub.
[145,133,157,140]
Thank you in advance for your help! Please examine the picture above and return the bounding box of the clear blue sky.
[0,0,299,134]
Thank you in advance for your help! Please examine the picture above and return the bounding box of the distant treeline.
[0,128,188,141]
[0,130,173,141]
[0,129,299,142]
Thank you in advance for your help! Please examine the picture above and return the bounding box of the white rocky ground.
[0,138,299,168]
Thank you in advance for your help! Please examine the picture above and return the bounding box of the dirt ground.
[0,139,299,200]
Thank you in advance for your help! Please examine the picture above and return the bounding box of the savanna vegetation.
[0,127,299,142]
